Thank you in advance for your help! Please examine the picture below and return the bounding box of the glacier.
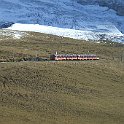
[7,23,124,43]
[0,0,124,42]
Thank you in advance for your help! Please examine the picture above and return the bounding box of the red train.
[50,53,99,61]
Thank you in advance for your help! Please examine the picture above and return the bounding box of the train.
[50,53,99,61]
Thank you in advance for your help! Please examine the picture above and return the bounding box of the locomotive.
[50,53,99,61]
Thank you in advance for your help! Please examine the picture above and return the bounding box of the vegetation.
[0,31,124,124]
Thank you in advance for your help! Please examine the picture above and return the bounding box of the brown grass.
[0,30,124,124]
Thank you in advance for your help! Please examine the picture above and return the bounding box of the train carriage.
[50,53,99,61]
[78,54,99,60]
[66,54,78,60]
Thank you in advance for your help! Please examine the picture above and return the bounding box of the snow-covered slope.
[7,23,124,43]
[0,0,124,42]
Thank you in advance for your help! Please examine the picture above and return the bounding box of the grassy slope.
[0,31,124,124]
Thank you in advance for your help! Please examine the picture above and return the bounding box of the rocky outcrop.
[0,22,14,28]
[77,0,124,16]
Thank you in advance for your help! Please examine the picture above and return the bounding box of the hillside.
[0,31,124,124]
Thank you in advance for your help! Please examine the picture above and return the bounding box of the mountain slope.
[0,0,124,34]
[7,23,124,42]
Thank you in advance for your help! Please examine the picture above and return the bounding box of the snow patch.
[13,33,23,39]
[0,29,27,39]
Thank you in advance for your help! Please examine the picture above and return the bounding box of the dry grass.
[0,31,124,124]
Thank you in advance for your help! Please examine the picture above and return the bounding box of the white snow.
[7,23,123,41]
[1,0,124,42]
[13,33,22,39]
[0,0,124,33]
[0,29,27,39]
